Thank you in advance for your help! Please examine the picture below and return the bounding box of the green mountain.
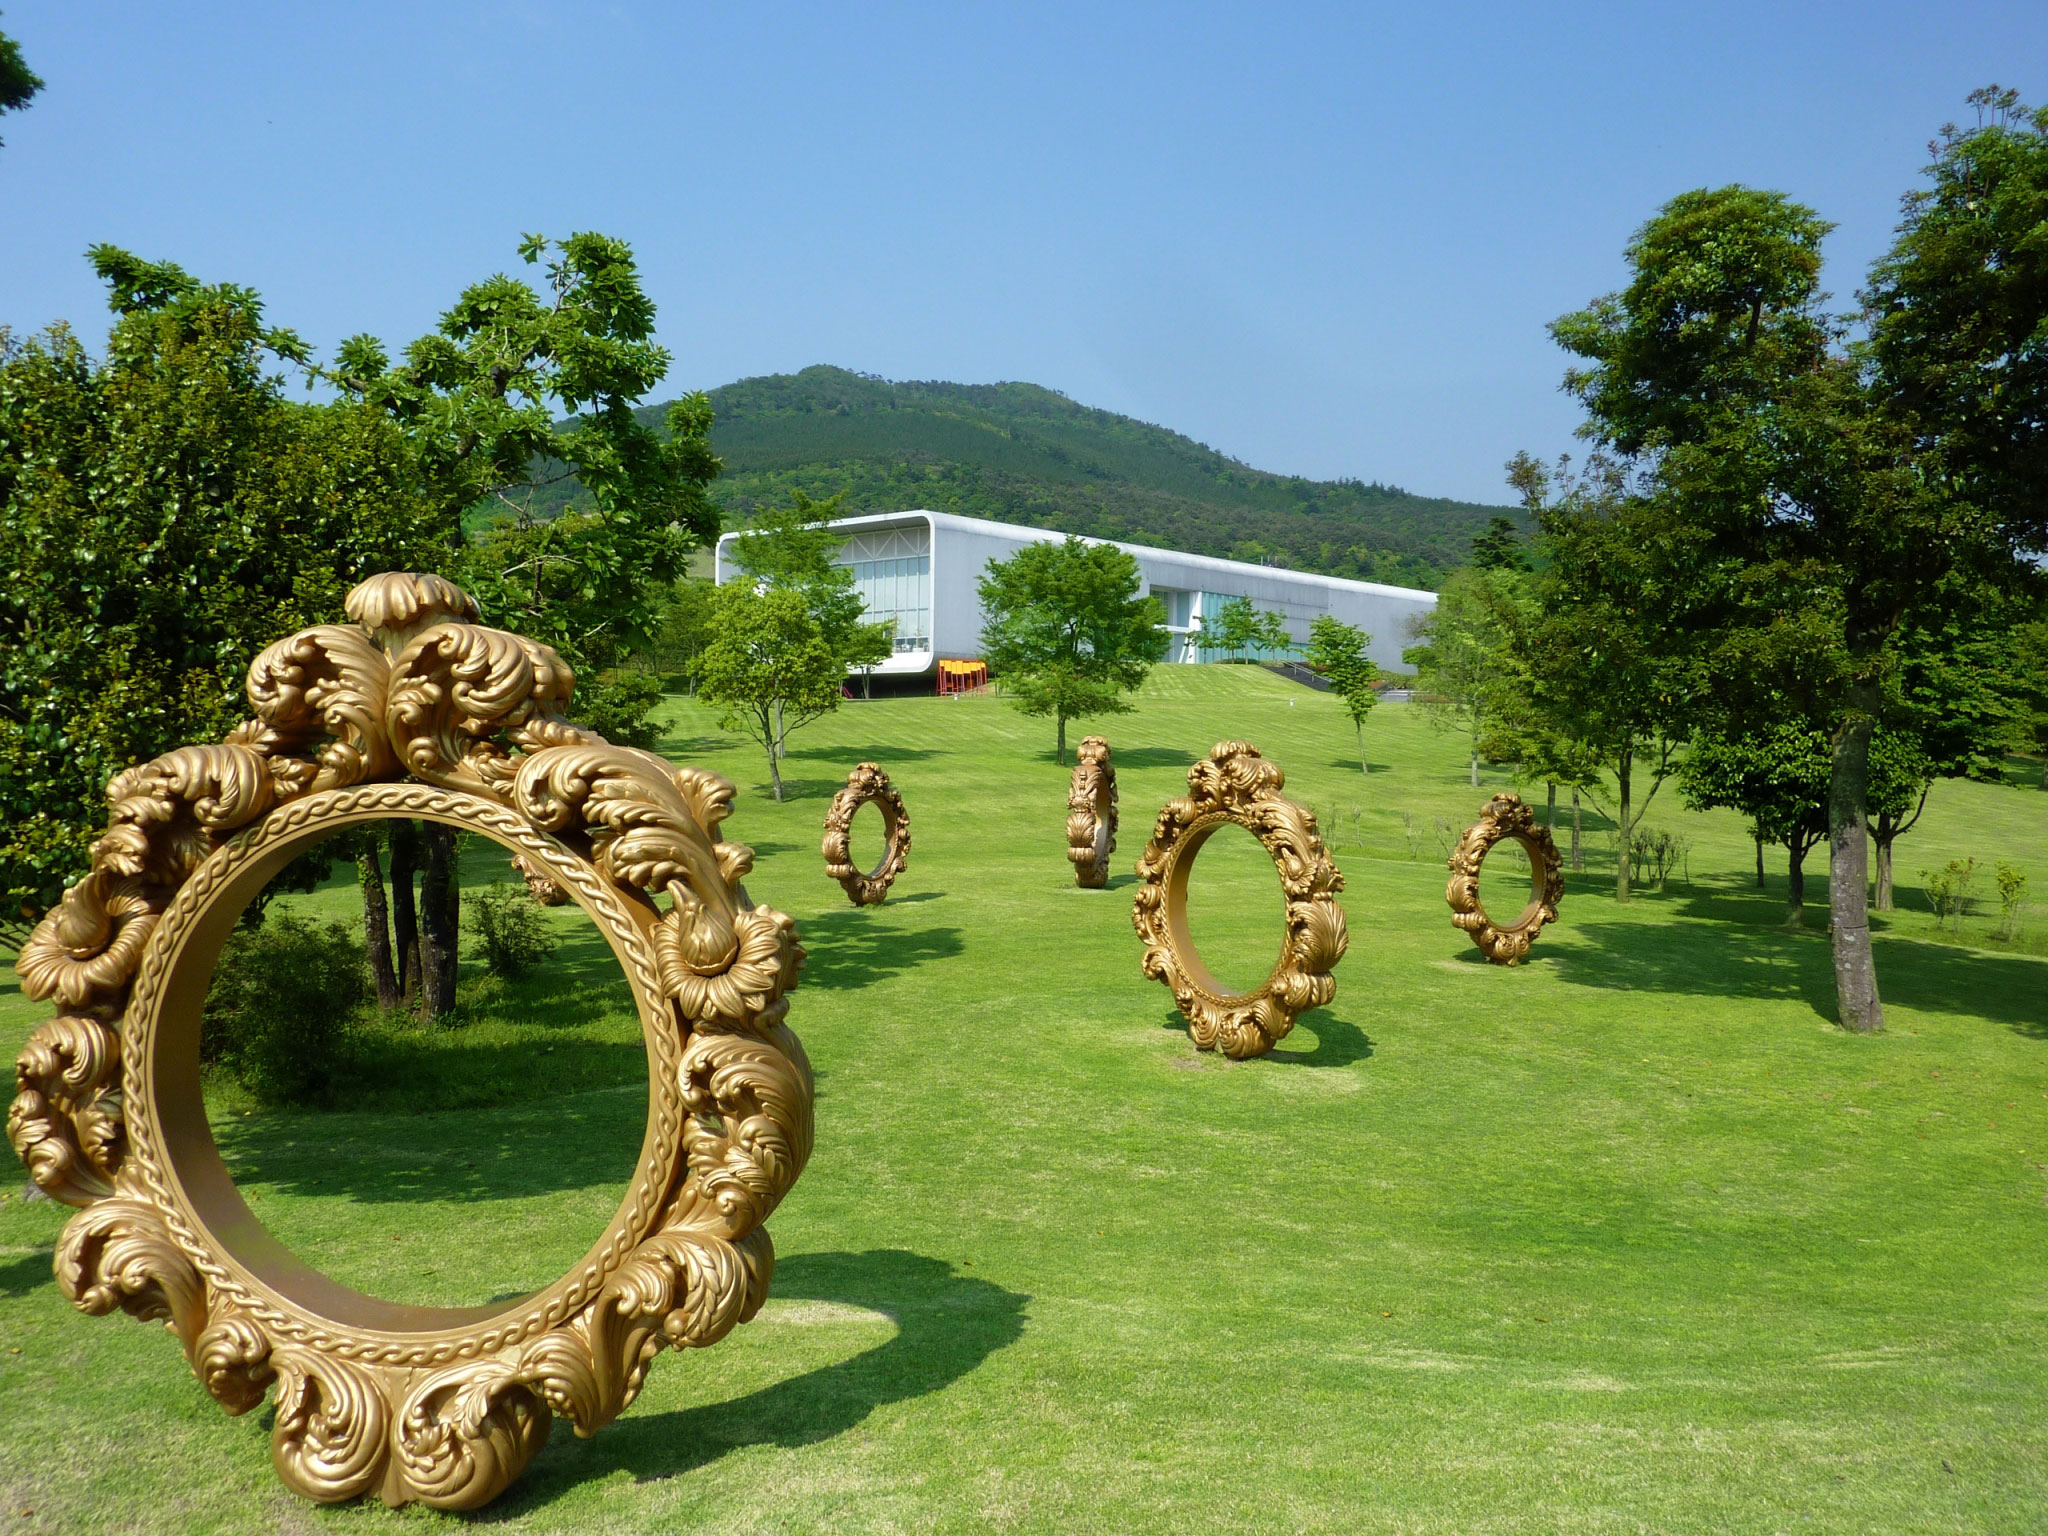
[548,366,1521,588]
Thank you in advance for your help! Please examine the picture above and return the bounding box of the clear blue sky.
[3,3,2042,505]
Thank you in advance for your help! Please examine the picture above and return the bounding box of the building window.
[845,553,932,652]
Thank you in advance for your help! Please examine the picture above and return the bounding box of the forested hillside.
[532,366,1518,587]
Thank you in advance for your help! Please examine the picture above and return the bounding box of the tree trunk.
[1545,782,1556,830]
[1468,747,1479,788]
[1570,790,1582,872]
[389,821,421,1003]
[1874,833,1894,913]
[1786,840,1807,920]
[761,704,785,801]
[1828,689,1884,1032]
[358,844,401,1011]
[773,699,785,759]
[1357,722,1367,776]
[1755,833,1766,889]
[1058,714,1068,764]
[418,822,460,1022]
[1614,760,1632,903]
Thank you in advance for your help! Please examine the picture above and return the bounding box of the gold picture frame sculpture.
[820,762,911,906]
[1065,736,1118,888]
[1132,741,1348,1059]
[1445,791,1566,964]
[6,573,814,1511]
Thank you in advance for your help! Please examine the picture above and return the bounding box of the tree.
[694,582,845,801]
[1470,516,1530,572]
[2014,617,2048,787]
[1402,565,1521,789]
[1551,131,2048,1027]
[0,249,448,940]
[1304,615,1381,774]
[978,537,1168,762]
[1514,465,1686,902]
[727,490,895,724]
[0,18,41,146]
[328,231,720,750]
[1679,723,1832,921]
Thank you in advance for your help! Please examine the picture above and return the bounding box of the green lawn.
[3,665,2046,1534]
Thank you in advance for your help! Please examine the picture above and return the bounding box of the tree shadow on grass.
[795,906,966,991]
[211,1077,649,1205]
[0,1247,53,1296]
[486,1250,1027,1511]
[782,743,947,763]
[1110,747,1198,769]
[1553,913,2048,1031]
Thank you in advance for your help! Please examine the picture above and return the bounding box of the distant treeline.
[520,365,1521,588]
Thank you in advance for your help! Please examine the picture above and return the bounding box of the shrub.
[465,881,559,978]
[201,914,366,1106]
[1996,861,2028,940]
[1629,827,1691,890]
[1922,856,1978,928]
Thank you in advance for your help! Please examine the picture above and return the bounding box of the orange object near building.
[936,658,988,695]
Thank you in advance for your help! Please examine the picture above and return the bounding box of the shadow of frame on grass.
[486,1249,1027,1512]
[1156,1005,1374,1067]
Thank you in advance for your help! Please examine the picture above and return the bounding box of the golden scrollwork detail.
[9,573,814,1512]
[1445,792,1565,965]
[820,762,911,906]
[1132,740,1349,1059]
[1066,736,1118,888]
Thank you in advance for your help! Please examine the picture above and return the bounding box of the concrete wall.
[718,509,1439,678]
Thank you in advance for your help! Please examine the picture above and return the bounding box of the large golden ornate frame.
[1065,736,1118,889]
[6,573,813,1510]
[1445,791,1565,965]
[1131,741,1348,1059]
[820,762,910,906]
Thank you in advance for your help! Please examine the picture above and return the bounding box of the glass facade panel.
[846,554,932,652]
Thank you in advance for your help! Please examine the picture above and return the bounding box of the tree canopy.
[978,537,1168,762]
[0,251,447,935]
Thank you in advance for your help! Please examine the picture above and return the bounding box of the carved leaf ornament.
[819,762,911,906]
[1132,741,1349,1059]
[1065,736,1118,889]
[1444,792,1566,965]
[7,572,814,1510]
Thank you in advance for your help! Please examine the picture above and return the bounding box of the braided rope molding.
[1065,737,1118,889]
[1445,792,1565,965]
[120,783,679,1366]
[1132,741,1349,1059]
[820,762,911,906]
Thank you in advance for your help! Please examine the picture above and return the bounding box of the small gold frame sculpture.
[1132,741,1348,1059]
[820,762,911,906]
[1445,791,1566,965]
[1065,736,1118,888]
[6,574,814,1511]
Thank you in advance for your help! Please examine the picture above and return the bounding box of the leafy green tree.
[1679,723,1832,920]
[1304,615,1380,774]
[1552,125,2048,1026]
[2014,617,2048,787]
[1513,466,1687,901]
[978,537,1168,762]
[694,581,845,801]
[0,250,447,940]
[727,490,895,720]
[0,17,41,146]
[1403,565,1522,789]
[328,232,719,749]
[1470,516,1529,572]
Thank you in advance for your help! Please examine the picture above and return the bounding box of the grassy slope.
[2,668,2046,1535]
[530,366,1516,584]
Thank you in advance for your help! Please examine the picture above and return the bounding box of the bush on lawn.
[201,914,366,1106]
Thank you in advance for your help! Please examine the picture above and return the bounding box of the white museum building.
[712,509,1439,684]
